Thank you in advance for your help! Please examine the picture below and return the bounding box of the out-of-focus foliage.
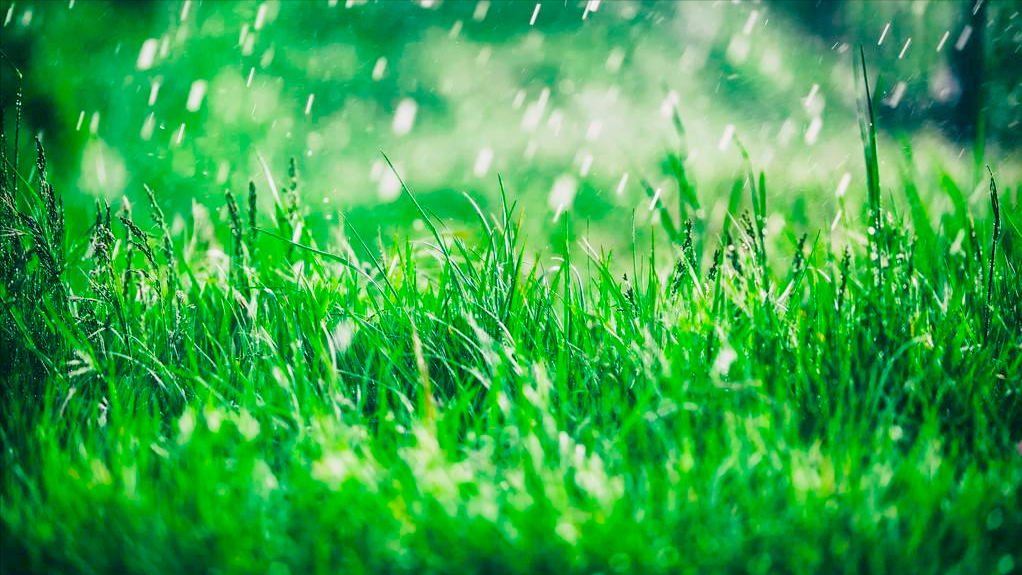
[0,0,1019,249]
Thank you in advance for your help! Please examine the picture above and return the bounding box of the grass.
[2,62,1022,575]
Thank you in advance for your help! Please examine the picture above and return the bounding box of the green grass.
[2,70,1022,574]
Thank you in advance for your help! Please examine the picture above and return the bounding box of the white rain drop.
[392,98,418,136]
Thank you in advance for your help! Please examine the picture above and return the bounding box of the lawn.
[2,31,1022,575]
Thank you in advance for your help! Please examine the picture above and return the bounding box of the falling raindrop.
[898,38,912,59]
[392,98,418,136]
[835,172,852,198]
[136,39,159,71]
[878,22,891,46]
[473,147,494,177]
[530,3,541,26]
[473,0,489,22]
[372,57,387,81]
[549,174,578,211]
[186,80,208,112]
[718,124,735,151]
[805,117,823,145]
[615,172,629,196]
[955,25,973,50]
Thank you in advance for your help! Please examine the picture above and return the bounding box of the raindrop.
[392,98,418,136]
[529,3,541,26]
[615,172,629,196]
[884,82,907,108]
[148,78,161,106]
[578,152,593,177]
[254,3,269,30]
[548,174,578,210]
[954,25,972,51]
[473,0,489,22]
[898,38,912,59]
[473,147,494,177]
[372,57,387,81]
[718,124,735,151]
[878,22,891,46]
[936,30,951,52]
[449,20,463,38]
[246,68,255,87]
[136,38,159,71]
[835,172,851,198]
[186,80,208,112]
[173,123,186,146]
[606,48,625,72]
[804,117,823,145]
[304,94,315,116]
[89,112,101,136]
[140,113,156,140]
[76,111,85,131]
[743,10,759,35]
[180,0,191,21]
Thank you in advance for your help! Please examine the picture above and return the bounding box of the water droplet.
[529,3,541,26]
[615,172,629,196]
[804,117,823,145]
[955,25,973,51]
[473,147,494,177]
[878,22,892,46]
[897,38,912,60]
[835,172,852,198]
[392,98,418,136]
[136,38,159,71]
[186,80,208,112]
[548,174,578,211]
[371,57,387,81]
[140,113,156,140]
[304,94,315,116]
[473,0,489,22]
[718,124,735,151]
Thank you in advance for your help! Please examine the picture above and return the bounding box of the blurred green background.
[1,0,1020,252]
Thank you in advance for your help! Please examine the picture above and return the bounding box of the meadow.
[2,46,1021,573]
